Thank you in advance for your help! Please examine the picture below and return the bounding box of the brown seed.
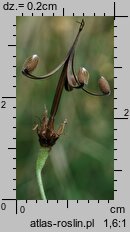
[98,76,111,95]
[68,75,77,86]
[65,75,77,91]
[77,67,89,85]
[23,54,39,73]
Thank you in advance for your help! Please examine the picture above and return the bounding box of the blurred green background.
[17,16,114,200]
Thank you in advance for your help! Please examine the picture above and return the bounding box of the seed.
[77,67,89,85]
[65,75,77,91]
[23,54,39,73]
[98,76,111,95]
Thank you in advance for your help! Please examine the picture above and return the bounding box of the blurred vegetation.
[17,16,114,200]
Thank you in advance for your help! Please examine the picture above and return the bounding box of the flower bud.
[23,54,39,73]
[77,67,89,85]
[98,76,110,95]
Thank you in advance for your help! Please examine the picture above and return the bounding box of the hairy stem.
[36,148,49,199]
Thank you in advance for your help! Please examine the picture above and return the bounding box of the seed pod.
[65,75,77,91]
[98,76,111,95]
[22,54,39,73]
[77,67,89,85]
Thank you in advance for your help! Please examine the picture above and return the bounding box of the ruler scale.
[0,0,130,231]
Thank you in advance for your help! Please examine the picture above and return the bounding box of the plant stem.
[48,21,84,124]
[36,148,49,200]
